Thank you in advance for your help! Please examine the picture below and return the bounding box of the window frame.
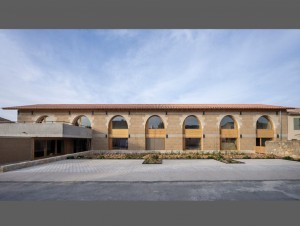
[294,118,300,130]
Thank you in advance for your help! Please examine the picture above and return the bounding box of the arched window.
[256,116,272,129]
[220,115,238,150]
[36,115,48,123]
[147,116,164,129]
[109,116,128,150]
[183,116,202,150]
[73,115,91,128]
[256,116,274,151]
[184,115,200,129]
[111,116,128,129]
[146,116,165,150]
[220,115,235,129]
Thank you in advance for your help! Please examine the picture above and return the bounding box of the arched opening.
[36,115,49,123]
[255,116,274,153]
[220,115,239,150]
[109,116,128,150]
[145,115,165,150]
[73,115,91,128]
[183,115,202,150]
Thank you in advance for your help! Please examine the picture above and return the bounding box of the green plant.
[97,154,105,159]
[207,155,214,159]
[66,156,75,159]
[151,154,159,160]
[225,159,244,164]
[282,156,294,161]
[242,155,251,159]
[125,153,145,159]
[76,155,85,159]
[142,154,162,164]
[214,152,224,161]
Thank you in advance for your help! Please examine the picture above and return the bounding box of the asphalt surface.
[0,159,299,200]
[0,181,299,200]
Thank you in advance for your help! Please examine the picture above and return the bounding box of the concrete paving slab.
[0,159,299,182]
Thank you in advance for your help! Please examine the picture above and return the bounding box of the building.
[0,103,294,164]
[287,108,300,140]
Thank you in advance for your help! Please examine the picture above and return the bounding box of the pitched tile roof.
[2,104,293,111]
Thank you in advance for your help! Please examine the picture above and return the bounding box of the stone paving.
[0,159,299,182]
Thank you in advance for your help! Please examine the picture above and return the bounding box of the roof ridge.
[2,103,293,110]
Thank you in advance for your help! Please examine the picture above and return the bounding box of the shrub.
[214,152,224,160]
[242,155,251,159]
[225,159,244,164]
[97,154,105,159]
[282,156,294,161]
[76,155,85,159]
[125,153,139,159]
[66,156,75,159]
[152,154,159,160]
[142,154,162,164]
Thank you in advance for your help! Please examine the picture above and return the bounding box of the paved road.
[0,159,299,200]
[0,181,299,200]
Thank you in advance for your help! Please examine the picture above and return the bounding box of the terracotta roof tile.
[2,104,293,111]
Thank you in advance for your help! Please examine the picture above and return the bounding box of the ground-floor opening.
[256,138,273,147]
[220,138,237,150]
[34,139,65,158]
[111,138,128,150]
[184,138,201,150]
[73,139,91,153]
[146,138,165,150]
[34,138,91,158]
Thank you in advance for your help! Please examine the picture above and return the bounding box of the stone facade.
[16,109,289,153]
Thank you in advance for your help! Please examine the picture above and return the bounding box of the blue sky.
[0,29,300,121]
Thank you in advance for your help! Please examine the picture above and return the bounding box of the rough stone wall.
[265,140,300,159]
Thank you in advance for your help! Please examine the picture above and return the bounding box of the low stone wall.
[0,150,96,173]
[266,140,300,159]
[93,149,254,154]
